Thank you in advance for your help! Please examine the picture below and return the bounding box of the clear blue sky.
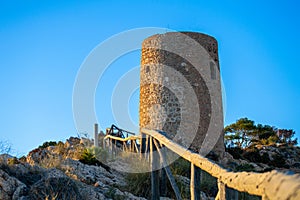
[0,0,299,156]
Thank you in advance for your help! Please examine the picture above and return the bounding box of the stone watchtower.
[139,32,224,156]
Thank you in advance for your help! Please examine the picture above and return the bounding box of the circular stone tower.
[139,32,224,156]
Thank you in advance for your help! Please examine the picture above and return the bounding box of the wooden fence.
[103,128,300,200]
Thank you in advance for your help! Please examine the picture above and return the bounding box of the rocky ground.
[0,137,299,200]
[0,137,147,200]
[222,144,300,173]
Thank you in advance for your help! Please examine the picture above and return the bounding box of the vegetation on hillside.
[38,141,58,149]
[225,117,298,149]
[225,118,299,170]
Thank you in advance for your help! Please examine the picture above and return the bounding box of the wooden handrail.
[103,127,300,199]
[141,128,300,200]
[104,134,140,142]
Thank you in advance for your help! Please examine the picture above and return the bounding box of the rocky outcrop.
[223,144,300,173]
[29,177,82,200]
[0,169,27,200]
[0,137,147,200]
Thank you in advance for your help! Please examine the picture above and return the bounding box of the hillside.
[0,137,147,200]
[223,144,300,173]
[0,137,299,200]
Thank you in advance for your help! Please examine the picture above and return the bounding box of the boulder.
[0,169,28,200]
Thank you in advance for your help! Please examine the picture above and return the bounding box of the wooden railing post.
[140,133,146,158]
[129,140,132,152]
[110,138,114,157]
[160,168,167,197]
[153,140,182,200]
[216,180,226,200]
[134,140,139,153]
[94,123,99,147]
[112,139,115,157]
[109,138,112,153]
[190,163,201,200]
[150,137,160,200]
[145,135,149,160]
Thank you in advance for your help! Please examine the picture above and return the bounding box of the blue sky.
[0,0,299,156]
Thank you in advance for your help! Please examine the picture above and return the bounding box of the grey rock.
[28,177,82,200]
[0,169,28,200]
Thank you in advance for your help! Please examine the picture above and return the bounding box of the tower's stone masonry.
[140,32,224,155]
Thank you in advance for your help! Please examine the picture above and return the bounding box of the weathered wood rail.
[103,134,141,154]
[103,128,300,200]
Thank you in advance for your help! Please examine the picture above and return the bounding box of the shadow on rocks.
[29,177,82,200]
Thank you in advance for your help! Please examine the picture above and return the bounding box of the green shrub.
[226,147,243,159]
[243,148,263,163]
[7,157,19,165]
[38,141,57,149]
[104,187,126,200]
[79,148,97,165]
[199,170,218,197]
[79,147,108,165]
[39,155,62,169]
[169,157,190,177]
[206,151,219,162]
[235,163,256,172]
[18,156,27,163]
[94,147,108,163]
[124,172,151,197]
[269,154,287,168]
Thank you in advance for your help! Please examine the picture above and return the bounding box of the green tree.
[225,118,298,149]
[251,124,278,146]
[224,118,256,148]
[277,129,298,145]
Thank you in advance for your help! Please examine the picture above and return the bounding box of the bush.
[124,172,151,197]
[38,141,57,149]
[199,170,218,197]
[124,156,217,199]
[105,187,126,200]
[206,151,219,162]
[226,147,243,159]
[235,163,256,172]
[94,147,108,163]
[122,152,151,197]
[169,157,190,177]
[243,148,263,163]
[7,157,19,165]
[79,148,97,165]
[269,154,287,168]
[39,154,62,169]
[79,147,108,165]
[228,146,270,160]
[29,177,82,200]
[19,156,27,163]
